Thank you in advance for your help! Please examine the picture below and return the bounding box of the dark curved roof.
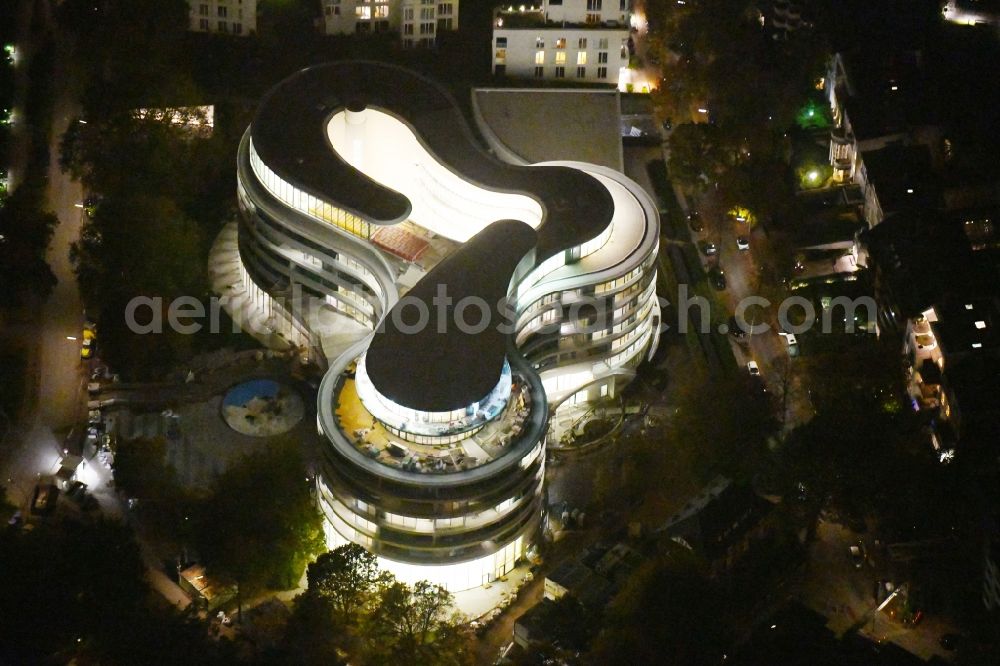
[250,61,613,260]
[365,220,537,412]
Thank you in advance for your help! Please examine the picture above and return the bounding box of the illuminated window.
[975,321,987,329]
[577,51,587,65]
[555,51,566,65]
[555,38,566,49]
[356,6,371,18]
[374,5,388,18]
[535,50,545,64]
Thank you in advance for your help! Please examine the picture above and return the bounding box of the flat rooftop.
[251,61,613,261]
[366,220,536,412]
[473,88,623,172]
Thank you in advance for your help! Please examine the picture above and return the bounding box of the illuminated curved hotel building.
[229,62,659,591]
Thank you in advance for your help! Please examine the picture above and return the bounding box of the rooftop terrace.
[334,369,537,474]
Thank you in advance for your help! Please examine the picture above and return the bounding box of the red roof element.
[371,226,429,262]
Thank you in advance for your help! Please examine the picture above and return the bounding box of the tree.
[0,185,58,308]
[716,155,795,224]
[590,551,731,666]
[307,544,389,625]
[57,0,195,118]
[282,546,472,665]
[190,438,325,613]
[0,485,14,516]
[667,122,730,190]
[0,518,232,664]
[364,580,473,666]
[280,591,350,666]
[112,436,193,546]
[70,191,207,378]
[645,369,779,485]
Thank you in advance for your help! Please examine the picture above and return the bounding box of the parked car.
[778,331,799,357]
[31,483,59,515]
[736,235,750,251]
[729,315,749,343]
[698,241,718,256]
[747,360,760,376]
[709,267,726,290]
[849,544,864,569]
[687,211,704,232]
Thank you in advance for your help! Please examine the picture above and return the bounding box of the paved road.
[622,144,725,374]
[793,518,957,662]
[1,8,89,509]
[683,189,815,429]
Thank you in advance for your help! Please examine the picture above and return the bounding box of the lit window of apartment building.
[319,0,459,47]
[492,0,631,84]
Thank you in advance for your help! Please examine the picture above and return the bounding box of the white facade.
[228,62,660,596]
[541,0,629,25]
[320,0,459,46]
[493,27,628,84]
[189,0,256,35]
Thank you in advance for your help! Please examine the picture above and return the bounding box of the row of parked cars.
[688,211,751,293]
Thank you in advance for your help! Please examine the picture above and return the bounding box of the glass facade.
[355,354,513,440]
[230,99,661,599]
[250,138,375,239]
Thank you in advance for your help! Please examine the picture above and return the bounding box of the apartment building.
[320,0,459,46]
[493,27,629,85]
[189,0,256,35]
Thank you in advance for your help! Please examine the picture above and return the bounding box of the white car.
[779,331,799,356]
[736,236,750,251]
[747,360,760,376]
